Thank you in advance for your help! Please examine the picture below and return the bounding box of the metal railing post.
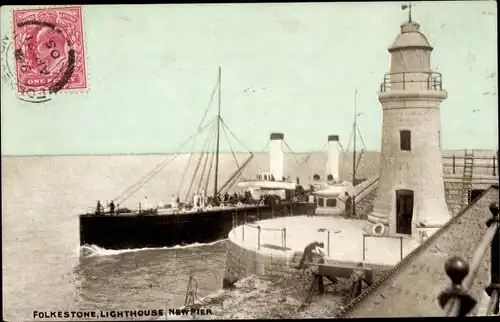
[257,225,261,250]
[327,230,331,257]
[453,155,456,174]
[400,236,403,261]
[485,202,499,315]
[362,235,366,261]
[283,228,287,249]
[492,156,496,176]
[242,223,245,241]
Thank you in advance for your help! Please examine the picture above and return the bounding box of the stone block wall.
[223,241,298,287]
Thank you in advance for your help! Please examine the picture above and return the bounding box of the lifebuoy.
[207,205,213,210]
[372,223,385,236]
[259,200,265,206]
[293,197,298,202]
[237,202,243,207]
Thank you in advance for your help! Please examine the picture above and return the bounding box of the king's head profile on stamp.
[11,6,86,102]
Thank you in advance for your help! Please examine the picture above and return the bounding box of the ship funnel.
[326,135,340,183]
[269,133,284,181]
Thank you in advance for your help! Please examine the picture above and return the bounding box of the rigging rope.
[220,154,254,194]
[221,122,240,169]
[184,122,217,202]
[203,139,216,195]
[196,127,217,195]
[177,78,219,197]
[356,124,367,151]
[220,118,252,153]
[113,116,217,205]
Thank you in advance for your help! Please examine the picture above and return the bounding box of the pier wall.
[223,221,395,288]
[223,240,296,287]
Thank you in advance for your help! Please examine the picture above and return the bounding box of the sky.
[0,1,497,156]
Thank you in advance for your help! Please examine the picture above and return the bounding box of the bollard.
[257,225,261,250]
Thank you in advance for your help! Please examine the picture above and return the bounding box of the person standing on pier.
[95,200,103,215]
[298,241,325,270]
[344,192,353,218]
[109,200,115,215]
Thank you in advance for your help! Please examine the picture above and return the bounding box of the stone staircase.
[354,188,378,220]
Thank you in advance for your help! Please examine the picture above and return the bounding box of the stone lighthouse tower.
[367,16,450,237]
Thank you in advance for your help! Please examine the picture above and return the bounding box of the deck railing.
[362,234,404,262]
[238,224,287,251]
[438,202,499,316]
[443,151,499,176]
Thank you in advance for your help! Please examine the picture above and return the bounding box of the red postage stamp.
[12,6,87,95]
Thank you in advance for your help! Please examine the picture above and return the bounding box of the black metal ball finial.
[444,256,469,286]
[489,202,499,217]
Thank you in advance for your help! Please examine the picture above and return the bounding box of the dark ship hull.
[79,202,313,250]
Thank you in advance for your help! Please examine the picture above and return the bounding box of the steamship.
[79,68,312,251]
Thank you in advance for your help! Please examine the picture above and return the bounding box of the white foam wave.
[79,239,227,258]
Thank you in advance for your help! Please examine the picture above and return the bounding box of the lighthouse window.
[400,130,411,151]
[327,174,334,181]
[326,198,337,207]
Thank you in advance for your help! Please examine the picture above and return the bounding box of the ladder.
[460,149,474,210]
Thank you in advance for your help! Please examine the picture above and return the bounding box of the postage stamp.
[11,6,86,96]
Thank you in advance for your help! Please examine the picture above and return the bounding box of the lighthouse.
[367,16,450,237]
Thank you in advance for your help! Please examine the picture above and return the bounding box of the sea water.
[2,155,236,321]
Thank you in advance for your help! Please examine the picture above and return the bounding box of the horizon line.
[2,148,498,158]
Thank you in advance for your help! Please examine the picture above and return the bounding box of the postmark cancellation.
[10,6,87,98]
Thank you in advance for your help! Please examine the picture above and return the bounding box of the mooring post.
[257,225,261,250]
[452,155,456,174]
[485,202,499,315]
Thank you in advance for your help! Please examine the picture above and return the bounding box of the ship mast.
[213,67,222,200]
[352,89,358,218]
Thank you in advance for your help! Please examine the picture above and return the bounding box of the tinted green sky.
[1,1,497,155]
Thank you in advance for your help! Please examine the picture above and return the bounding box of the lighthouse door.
[396,190,414,235]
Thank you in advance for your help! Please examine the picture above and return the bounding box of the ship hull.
[79,202,313,250]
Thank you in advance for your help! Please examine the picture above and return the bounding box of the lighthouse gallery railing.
[380,71,443,92]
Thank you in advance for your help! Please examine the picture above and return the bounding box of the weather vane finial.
[401,3,414,22]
